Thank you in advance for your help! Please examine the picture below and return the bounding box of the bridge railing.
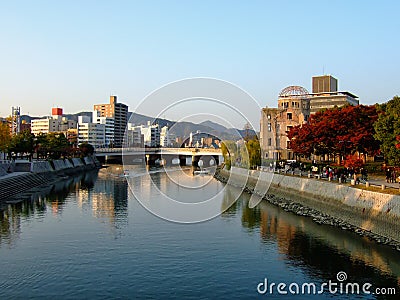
[95,147,221,154]
[95,147,145,153]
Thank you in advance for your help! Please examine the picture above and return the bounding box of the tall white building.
[77,116,106,148]
[126,124,144,147]
[141,123,160,147]
[92,111,114,147]
[126,122,161,147]
[160,126,172,147]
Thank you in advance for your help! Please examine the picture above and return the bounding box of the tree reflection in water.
[0,169,129,246]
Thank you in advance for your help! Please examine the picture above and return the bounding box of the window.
[268,138,272,146]
[267,114,271,119]
[287,141,291,149]
[268,122,272,132]
[287,113,292,120]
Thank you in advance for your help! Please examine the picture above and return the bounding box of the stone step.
[0,173,49,200]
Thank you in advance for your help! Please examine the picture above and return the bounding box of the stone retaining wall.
[64,159,73,169]
[220,167,400,242]
[52,159,74,171]
[0,156,100,201]
[0,161,15,176]
[30,161,53,173]
[0,166,7,177]
[84,156,95,165]
[71,158,84,167]
[14,161,31,172]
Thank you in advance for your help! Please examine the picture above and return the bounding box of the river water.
[0,166,399,299]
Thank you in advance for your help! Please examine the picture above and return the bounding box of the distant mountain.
[63,112,93,122]
[198,120,229,133]
[199,120,258,139]
[226,128,258,139]
[128,112,174,128]
[168,121,219,139]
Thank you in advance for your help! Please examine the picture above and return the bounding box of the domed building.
[260,75,359,162]
[260,86,310,161]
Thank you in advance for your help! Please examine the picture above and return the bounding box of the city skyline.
[1,1,399,125]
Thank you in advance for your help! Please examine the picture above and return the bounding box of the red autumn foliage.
[287,105,380,159]
[343,154,364,169]
[396,136,400,149]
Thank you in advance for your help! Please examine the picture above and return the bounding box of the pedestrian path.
[268,167,400,191]
[368,177,400,189]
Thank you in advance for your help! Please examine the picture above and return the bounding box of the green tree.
[220,140,237,170]
[374,96,400,165]
[248,138,261,168]
[33,133,73,159]
[46,133,70,159]
[0,122,11,158]
[237,137,261,169]
[244,137,261,169]
[239,142,249,168]
[34,132,49,159]
[79,143,94,156]
[9,130,35,159]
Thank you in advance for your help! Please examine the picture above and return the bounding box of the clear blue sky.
[0,1,399,126]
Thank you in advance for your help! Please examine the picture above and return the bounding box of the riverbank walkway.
[257,166,400,193]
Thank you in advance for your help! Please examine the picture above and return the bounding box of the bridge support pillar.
[192,155,200,167]
[213,155,219,166]
[179,155,186,166]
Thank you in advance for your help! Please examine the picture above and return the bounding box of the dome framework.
[279,86,309,97]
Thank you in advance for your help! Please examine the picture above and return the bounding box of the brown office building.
[309,75,358,114]
[94,96,128,147]
[312,75,338,93]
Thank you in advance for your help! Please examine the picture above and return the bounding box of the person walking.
[392,169,397,183]
[386,168,391,183]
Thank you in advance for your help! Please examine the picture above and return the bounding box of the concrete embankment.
[215,167,400,249]
[0,157,100,201]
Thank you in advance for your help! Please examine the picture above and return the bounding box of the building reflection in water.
[87,170,128,231]
[0,169,129,246]
[0,174,80,247]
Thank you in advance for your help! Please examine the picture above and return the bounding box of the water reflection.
[231,191,400,296]
[1,167,400,298]
[89,170,128,229]
[0,169,129,246]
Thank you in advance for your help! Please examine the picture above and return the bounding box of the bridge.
[95,147,223,167]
